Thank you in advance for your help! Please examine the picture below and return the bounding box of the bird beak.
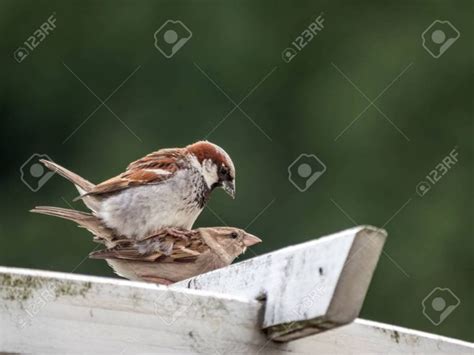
[222,180,236,199]
[243,233,262,247]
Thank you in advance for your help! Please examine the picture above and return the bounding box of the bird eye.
[219,166,228,176]
[230,231,238,239]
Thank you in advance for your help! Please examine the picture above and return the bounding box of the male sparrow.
[30,206,261,284]
[40,141,236,239]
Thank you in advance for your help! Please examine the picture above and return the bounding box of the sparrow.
[39,141,236,239]
[30,206,261,284]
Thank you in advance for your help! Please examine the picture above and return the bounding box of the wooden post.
[1,226,473,353]
[174,226,386,341]
[1,267,473,353]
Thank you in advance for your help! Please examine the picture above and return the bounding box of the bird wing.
[89,229,208,263]
[78,148,186,197]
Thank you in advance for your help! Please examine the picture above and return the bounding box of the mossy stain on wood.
[54,280,92,298]
[1,274,42,302]
[1,274,92,304]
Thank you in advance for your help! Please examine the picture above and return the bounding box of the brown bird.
[40,140,236,240]
[30,206,261,284]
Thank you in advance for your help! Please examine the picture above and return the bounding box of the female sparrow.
[40,141,236,239]
[31,206,261,284]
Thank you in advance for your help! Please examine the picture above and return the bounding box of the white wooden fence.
[1,226,472,353]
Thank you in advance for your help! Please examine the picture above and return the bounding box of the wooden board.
[1,267,472,353]
[174,226,387,341]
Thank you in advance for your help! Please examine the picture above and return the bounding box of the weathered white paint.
[174,225,387,341]
[324,318,474,353]
[1,267,472,354]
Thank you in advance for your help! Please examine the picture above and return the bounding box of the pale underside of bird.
[39,141,236,240]
[30,206,261,284]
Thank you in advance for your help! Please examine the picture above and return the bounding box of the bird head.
[198,227,261,261]
[186,141,236,199]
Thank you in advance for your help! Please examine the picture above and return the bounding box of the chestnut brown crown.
[186,141,236,198]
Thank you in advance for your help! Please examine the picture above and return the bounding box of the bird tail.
[40,159,100,212]
[30,206,114,244]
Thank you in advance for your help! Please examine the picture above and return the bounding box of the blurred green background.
[1,0,472,342]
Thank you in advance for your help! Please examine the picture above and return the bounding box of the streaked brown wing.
[81,148,185,197]
[126,148,184,170]
[89,229,207,263]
